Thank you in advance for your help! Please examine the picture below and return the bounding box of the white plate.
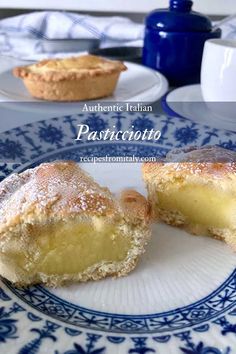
[0,61,168,115]
[0,112,236,353]
[163,84,236,131]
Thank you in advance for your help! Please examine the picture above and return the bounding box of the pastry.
[142,146,236,249]
[13,55,127,101]
[0,161,150,286]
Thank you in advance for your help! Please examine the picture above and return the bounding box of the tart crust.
[142,146,236,250]
[0,161,150,286]
[13,55,127,101]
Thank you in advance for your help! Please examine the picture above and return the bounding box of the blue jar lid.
[145,0,212,32]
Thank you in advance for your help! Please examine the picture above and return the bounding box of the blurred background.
[0,0,235,21]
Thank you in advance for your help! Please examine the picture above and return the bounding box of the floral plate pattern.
[0,111,235,354]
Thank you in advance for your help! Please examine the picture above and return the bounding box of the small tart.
[142,146,236,250]
[13,55,127,101]
[0,161,150,286]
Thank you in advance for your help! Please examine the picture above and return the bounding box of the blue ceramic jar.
[142,0,221,86]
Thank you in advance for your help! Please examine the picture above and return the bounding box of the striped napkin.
[0,11,144,60]
[0,11,235,60]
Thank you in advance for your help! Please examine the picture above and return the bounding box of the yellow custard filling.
[8,218,131,276]
[157,184,236,229]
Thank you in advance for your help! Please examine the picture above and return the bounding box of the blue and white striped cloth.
[0,11,144,60]
[0,11,236,60]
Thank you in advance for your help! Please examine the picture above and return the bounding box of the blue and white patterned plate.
[0,112,235,354]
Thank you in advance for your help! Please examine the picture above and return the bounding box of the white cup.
[201,39,236,102]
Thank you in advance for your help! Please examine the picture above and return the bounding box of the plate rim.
[0,112,235,334]
[0,112,235,354]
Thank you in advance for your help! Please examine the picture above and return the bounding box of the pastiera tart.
[0,161,150,286]
[13,55,127,101]
[142,146,236,249]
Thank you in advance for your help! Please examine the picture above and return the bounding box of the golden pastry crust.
[119,189,151,224]
[143,146,236,188]
[13,55,127,101]
[0,161,116,231]
[143,146,236,248]
[0,161,150,286]
[13,55,127,82]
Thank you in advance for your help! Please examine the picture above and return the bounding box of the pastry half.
[142,146,236,249]
[13,55,127,101]
[0,161,150,286]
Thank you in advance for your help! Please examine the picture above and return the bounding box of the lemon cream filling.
[4,218,132,276]
[156,184,236,230]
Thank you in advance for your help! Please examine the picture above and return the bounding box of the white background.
[0,0,235,15]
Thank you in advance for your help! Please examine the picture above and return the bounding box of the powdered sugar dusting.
[0,161,116,228]
[165,146,236,177]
